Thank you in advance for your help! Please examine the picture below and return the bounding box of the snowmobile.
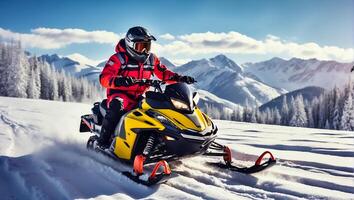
[79,79,276,186]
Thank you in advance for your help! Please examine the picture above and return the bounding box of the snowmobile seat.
[144,91,172,109]
[99,99,108,118]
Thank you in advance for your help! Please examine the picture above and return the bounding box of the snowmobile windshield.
[164,83,194,113]
[134,41,151,53]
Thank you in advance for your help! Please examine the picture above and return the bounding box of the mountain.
[196,88,242,118]
[159,57,176,69]
[174,54,284,106]
[243,57,354,91]
[38,53,286,108]
[259,86,325,111]
[39,54,102,82]
[0,96,352,200]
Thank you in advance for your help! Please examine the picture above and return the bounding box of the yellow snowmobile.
[80,79,276,186]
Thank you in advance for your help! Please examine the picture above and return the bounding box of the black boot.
[97,98,125,149]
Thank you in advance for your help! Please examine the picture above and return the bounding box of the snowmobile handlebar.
[133,78,196,86]
[133,79,165,86]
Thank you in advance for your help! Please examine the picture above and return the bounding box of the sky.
[0,0,353,65]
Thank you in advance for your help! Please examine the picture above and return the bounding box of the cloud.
[0,27,120,49]
[155,31,354,62]
[65,53,103,66]
[159,33,175,40]
[1,27,352,62]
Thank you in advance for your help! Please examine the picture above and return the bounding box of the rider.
[98,26,195,148]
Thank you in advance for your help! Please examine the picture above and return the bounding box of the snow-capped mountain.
[39,54,102,82]
[174,54,284,106]
[243,57,354,91]
[160,56,176,69]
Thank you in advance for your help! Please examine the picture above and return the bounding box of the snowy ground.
[0,96,353,200]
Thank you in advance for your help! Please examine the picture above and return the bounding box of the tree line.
[204,81,354,131]
[0,41,104,102]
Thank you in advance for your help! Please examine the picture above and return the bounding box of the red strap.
[149,160,171,180]
[255,151,275,166]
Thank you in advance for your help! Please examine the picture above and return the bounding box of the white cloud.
[66,53,103,66]
[0,27,120,49]
[1,27,352,62]
[155,31,354,62]
[159,33,175,40]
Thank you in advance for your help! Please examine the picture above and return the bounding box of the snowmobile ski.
[205,144,276,174]
[87,135,172,186]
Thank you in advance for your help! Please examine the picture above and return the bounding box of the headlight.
[170,97,190,111]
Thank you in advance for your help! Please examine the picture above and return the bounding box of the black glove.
[180,76,196,84]
[114,76,136,87]
[170,74,196,84]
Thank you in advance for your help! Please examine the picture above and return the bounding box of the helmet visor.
[134,41,151,53]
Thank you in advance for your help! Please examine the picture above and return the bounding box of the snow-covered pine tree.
[48,66,58,100]
[289,95,308,127]
[0,43,9,96]
[27,56,41,99]
[325,120,330,129]
[306,105,315,128]
[250,107,257,123]
[273,108,281,125]
[340,87,354,131]
[311,97,320,128]
[6,41,28,98]
[280,95,289,125]
[263,108,272,124]
[332,87,341,130]
[40,59,51,99]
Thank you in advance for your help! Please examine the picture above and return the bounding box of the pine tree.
[306,106,315,128]
[332,87,341,130]
[289,95,308,127]
[281,95,289,125]
[341,89,354,131]
[6,42,28,98]
[250,107,257,123]
[273,108,281,125]
[40,60,51,99]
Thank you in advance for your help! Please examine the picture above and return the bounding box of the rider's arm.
[153,55,178,84]
[99,55,122,89]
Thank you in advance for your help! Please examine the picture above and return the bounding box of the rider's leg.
[98,98,125,148]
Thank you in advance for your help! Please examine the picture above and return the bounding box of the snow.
[0,97,353,200]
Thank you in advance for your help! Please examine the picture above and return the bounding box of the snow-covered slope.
[1,97,353,199]
[197,89,243,115]
[39,54,102,82]
[175,55,284,106]
[243,57,354,91]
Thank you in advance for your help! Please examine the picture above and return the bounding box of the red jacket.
[100,39,177,110]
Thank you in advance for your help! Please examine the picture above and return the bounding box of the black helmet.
[125,26,156,62]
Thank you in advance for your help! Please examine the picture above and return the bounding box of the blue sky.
[0,0,353,65]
